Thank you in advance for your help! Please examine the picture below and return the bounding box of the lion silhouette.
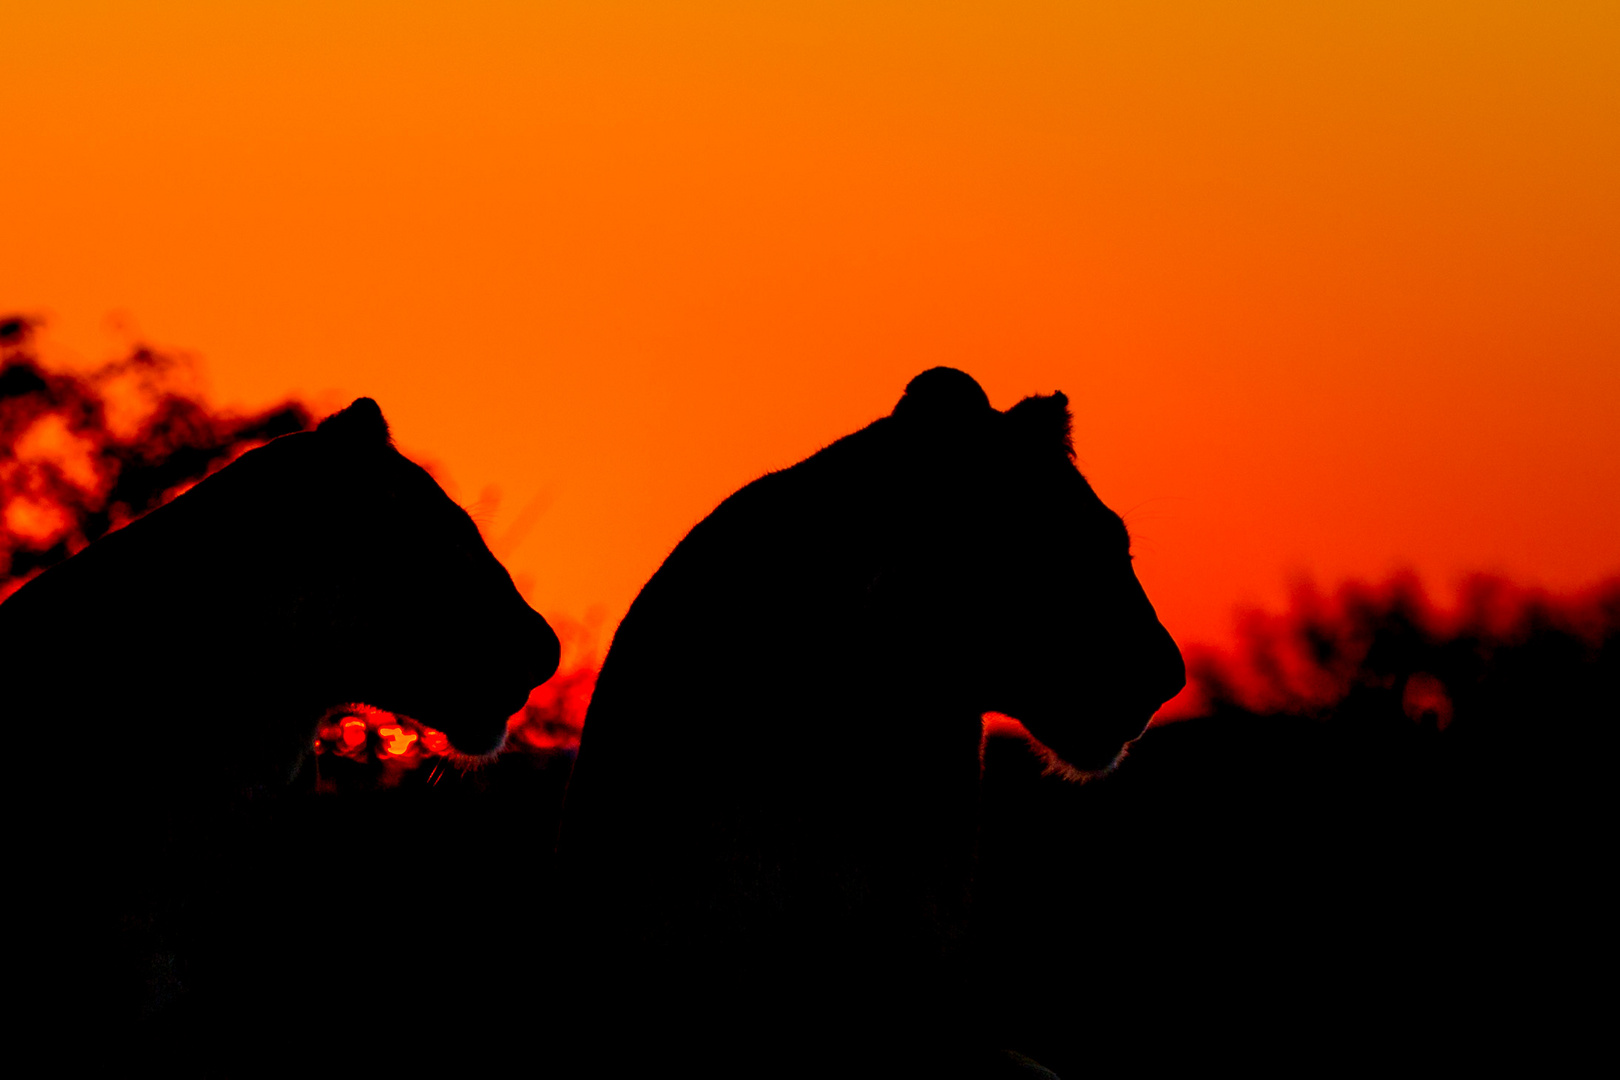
[558,368,1184,1069]
[4,398,560,1045]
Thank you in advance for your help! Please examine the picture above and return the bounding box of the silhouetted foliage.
[0,315,311,596]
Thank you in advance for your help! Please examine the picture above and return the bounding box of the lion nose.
[519,608,562,689]
[1149,622,1187,711]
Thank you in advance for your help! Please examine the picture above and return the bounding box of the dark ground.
[165,673,1606,1072]
[56,581,1620,1074]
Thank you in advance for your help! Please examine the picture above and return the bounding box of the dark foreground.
[123,716,1601,1073]
[71,580,1611,1073]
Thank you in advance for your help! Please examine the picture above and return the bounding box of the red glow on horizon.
[1155,572,1620,728]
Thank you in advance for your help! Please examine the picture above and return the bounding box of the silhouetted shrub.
[0,314,311,597]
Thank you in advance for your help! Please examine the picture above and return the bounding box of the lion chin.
[1026,732,1132,784]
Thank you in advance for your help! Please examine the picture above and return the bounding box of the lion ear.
[317,397,392,445]
[891,368,992,427]
[1006,392,1074,459]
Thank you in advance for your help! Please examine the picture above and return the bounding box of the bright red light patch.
[340,718,367,750]
[378,725,417,757]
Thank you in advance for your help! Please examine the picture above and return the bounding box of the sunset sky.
[6,2,1617,663]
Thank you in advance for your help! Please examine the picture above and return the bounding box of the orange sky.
[5,2,1617,657]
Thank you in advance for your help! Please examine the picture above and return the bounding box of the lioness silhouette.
[4,398,559,1044]
[558,368,1184,1070]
